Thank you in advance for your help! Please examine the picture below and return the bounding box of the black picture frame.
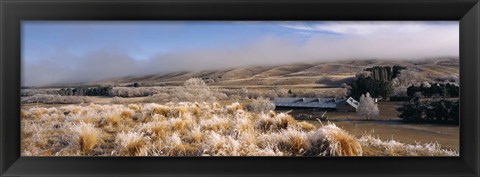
[1,0,479,176]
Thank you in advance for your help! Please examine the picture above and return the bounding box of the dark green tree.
[392,65,406,79]
[398,99,459,124]
[348,75,393,100]
[397,98,425,121]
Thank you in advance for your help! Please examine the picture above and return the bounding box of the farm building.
[274,97,359,112]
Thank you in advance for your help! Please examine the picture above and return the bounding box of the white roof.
[346,97,359,109]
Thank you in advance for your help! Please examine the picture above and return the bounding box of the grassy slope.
[86,58,458,88]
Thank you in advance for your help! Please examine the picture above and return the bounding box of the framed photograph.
[1,0,479,176]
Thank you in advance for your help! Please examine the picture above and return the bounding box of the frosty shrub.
[392,70,431,96]
[21,89,60,97]
[263,90,278,100]
[239,87,249,99]
[357,93,379,120]
[274,87,290,97]
[211,89,228,100]
[23,94,93,104]
[182,78,217,102]
[111,87,158,97]
[435,74,459,84]
[244,90,262,99]
[250,97,275,113]
[142,79,228,103]
[143,93,171,103]
[211,88,244,99]
[184,77,208,89]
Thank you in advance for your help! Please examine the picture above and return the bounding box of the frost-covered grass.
[23,94,93,104]
[21,102,457,156]
[358,135,458,156]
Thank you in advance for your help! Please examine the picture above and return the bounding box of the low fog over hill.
[22,21,458,87]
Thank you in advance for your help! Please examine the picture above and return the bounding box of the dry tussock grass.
[115,131,148,156]
[358,135,458,156]
[73,122,100,154]
[307,124,363,156]
[21,102,457,156]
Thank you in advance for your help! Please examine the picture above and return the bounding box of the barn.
[273,97,359,112]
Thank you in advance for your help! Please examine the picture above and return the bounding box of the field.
[21,102,457,156]
[21,58,460,156]
[286,101,459,151]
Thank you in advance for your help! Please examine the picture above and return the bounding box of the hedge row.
[397,99,459,124]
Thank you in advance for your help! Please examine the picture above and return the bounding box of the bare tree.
[357,92,379,120]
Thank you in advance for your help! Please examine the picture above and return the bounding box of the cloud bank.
[23,21,459,86]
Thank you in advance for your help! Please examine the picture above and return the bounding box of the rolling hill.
[85,57,459,88]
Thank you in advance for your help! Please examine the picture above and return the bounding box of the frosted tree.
[183,78,216,102]
[239,87,249,99]
[250,97,276,113]
[391,70,431,96]
[274,87,290,97]
[357,92,379,120]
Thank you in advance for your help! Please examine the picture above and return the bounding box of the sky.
[22,21,459,86]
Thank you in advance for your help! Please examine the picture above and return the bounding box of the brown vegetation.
[21,102,457,156]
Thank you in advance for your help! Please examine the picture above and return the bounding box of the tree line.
[59,86,113,96]
[406,83,459,98]
[397,98,459,124]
